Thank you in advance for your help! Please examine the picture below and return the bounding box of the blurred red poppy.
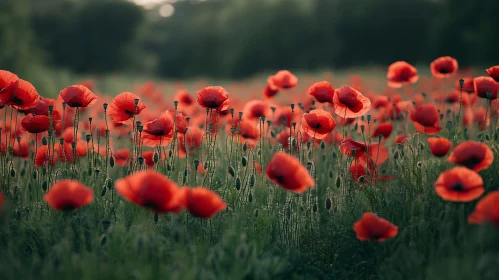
[108,92,147,124]
[468,191,499,227]
[387,61,419,88]
[333,86,371,118]
[44,180,93,211]
[59,85,97,108]
[372,122,392,139]
[142,113,175,147]
[175,90,194,107]
[35,145,58,167]
[353,212,398,242]
[307,81,335,103]
[427,137,452,157]
[430,56,458,78]
[142,151,157,169]
[263,84,279,99]
[242,100,269,120]
[0,70,19,91]
[113,149,131,166]
[196,86,230,111]
[115,170,179,213]
[409,103,442,134]
[267,70,298,90]
[301,109,336,139]
[434,167,484,202]
[447,141,493,172]
[474,76,499,99]
[266,152,314,193]
[455,78,475,93]
[186,187,226,218]
[0,79,39,110]
[350,162,367,182]
[486,66,499,82]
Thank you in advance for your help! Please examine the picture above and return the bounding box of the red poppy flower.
[0,70,19,91]
[333,86,371,118]
[21,114,53,134]
[35,145,58,167]
[307,81,335,103]
[263,83,279,99]
[142,113,175,147]
[113,149,131,166]
[447,141,494,172]
[350,162,367,182]
[430,56,458,78]
[196,86,230,111]
[474,76,499,99]
[22,97,56,116]
[387,61,419,88]
[165,187,190,214]
[175,90,194,107]
[353,212,398,242]
[455,78,475,93]
[238,119,260,140]
[58,141,88,163]
[266,152,314,193]
[372,122,393,139]
[13,138,29,159]
[468,191,499,227]
[301,109,336,139]
[142,151,157,169]
[409,103,442,134]
[340,139,388,167]
[267,70,298,90]
[44,180,93,211]
[108,92,147,124]
[276,130,295,151]
[167,111,189,134]
[0,79,39,110]
[434,167,484,202]
[274,106,299,127]
[427,137,452,157]
[186,187,226,218]
[115,170,179,213]
[394,134,410,145]
[486,66,499,82]
[242,100,269,120]
[59,85,97,108]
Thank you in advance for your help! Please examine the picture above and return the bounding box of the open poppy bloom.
[175,90,194,107]
[434,167,484,202]
[35,145,59,167]
[409,103,442,134]
[142,113,175,147]
[266,152,314,193]
[108,92,147,124]
[372,122,393,139]
[353,212,398,242]
[430,56,458,78]
[115,170,180,213]
[301,109,336,139]
[267,70,298,90]
[340,139,388,169]
[447,141,494,172]
[307,81,335,103]
[0,79,39,110]
[333,86,371,118]
[350,162,367,182]
[474,76,499,99]
[274,106,299,128]
[427,137,452,157]
[21,112,60,134]
[44,180,94,211]
[59,85,97,108]
[238,119,260,140]
[486,66,499,82]
[186,187,226,218]
[112,149,131,166]
[196,86,230,111]
[0,70,19,91]
[468,191,499,227]
[387,61,419,88]
[242,100,269,120]
[394,134,410,145]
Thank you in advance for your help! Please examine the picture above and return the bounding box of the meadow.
[1,60,499,280]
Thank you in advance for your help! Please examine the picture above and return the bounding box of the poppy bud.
[351,150,357,156]
[137,125,143,133]
[320,141,325,149]
[329,170,333,178]
[47,104,54,113]
[153,152,159,163]
[167,163,172,171]
[325,198,332,210]
[360,125,365,133]
[248,191,253,203]
[59,138,64,145]
[71,142,76,149]
[107,179,113,190]
[183,168,188,177]
[313,203,318,213]
[335,176,340,188]
[249,174,255,187]
[42,180,48,192]
[254,208,259,217]
[168,150,173,157]
[267,120,272,127]
[10,168,16,177]
[359,176,365,183]
[270,131,276,138]
[42,166,47,176]
[235,177,241,190]
[85,134,91,142]
[42,136,48,145]
[88,167,93,176]
[417,162,422,168]
[243,142,247,152]
[204,161,209,169]
[240,156,247,167]
[95,169,101,176]
[307,150,312,159]
[333,152,337,158]
[393,150,399,160]
[101,186,107,197]
[138,157,144,165]
[32,170,37,180]
[306,162,312,171]
[485,134,490,141]
[257,150,261,156]
[110,156,115,167]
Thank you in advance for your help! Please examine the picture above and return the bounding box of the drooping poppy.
[35,145,58,167]
[44,180,94,211]
[372,122,393,139]
[447,141,494,172]
[196,86,230,111]
[486,66,499,82]
[242,100,269,120]
[468,191,499,227]
[430,56,458,78]
[108,92,147,124]
[301,109,336,139]
[142,113,175,147]
[266,152,314,193]
[186,187,226,218]
[0,79,39,110]
[434,167,484,202]
[353,212,398,242]
[333,86,371,118]
[387,61,419,88]
[113,149,131,166]
[409,103,442,134]
[307,81,335,103]
[474,76,499,99]
[115,170,179,213]
[427,137,452,157]
[267,70,298,90]
[59,85,98,108]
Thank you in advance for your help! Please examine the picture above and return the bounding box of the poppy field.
[1,60,499,279]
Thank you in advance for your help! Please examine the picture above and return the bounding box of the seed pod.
[10,168,16,177]
[228,166,235,176]
[42,166,47,176]
[101,186,107,197]
[335,176,341,188]
[85,134,91,142]
[242,156,248,166]
[109,156,115,167]
[235,177,241,190]
[193,160,200,169]
[320,141,325,150]
[359,176,365,183]
[325,198,332,210]
[248,192,253,203]
[328,170,333,178]
[42,180,48,192]
[249,174,255,187]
